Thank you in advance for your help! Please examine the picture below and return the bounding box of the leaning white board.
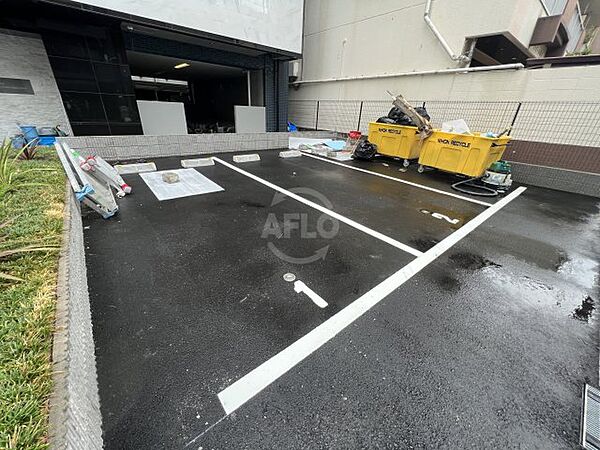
[137,100,188,135]
[234,106,266,133]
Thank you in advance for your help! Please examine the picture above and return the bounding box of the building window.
[0,78,34,95]
[544,0,568,15]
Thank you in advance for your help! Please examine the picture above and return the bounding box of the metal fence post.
[315,100,320,130]
[357,101,363,131]
[510,102,522,129]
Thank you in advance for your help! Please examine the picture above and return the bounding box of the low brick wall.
[48,190,103,449]
[506,140,600,175]
[505,140,600,198]
[59,131,340,162]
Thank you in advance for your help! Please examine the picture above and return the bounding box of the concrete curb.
[510,162,600,198]
[48,187,103,449]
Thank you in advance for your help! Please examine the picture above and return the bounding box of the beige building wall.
[292,0,600,104]
[299,0,546,80]
[290,65,600,102]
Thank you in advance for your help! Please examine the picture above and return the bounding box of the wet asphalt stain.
[240,200,267,208]
[449,252,502,270]
[411,237,439,252]
[436,274,461,292]
[572,296,595,322]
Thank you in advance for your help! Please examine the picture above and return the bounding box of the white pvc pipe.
[424,0,470,64]
[289,63,524,85]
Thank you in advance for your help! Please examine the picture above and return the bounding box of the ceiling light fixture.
[174,62,190,69]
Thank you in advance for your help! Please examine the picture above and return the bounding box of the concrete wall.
[48,191,103,450]
[292,0,599,105]
[74,0,303,54]
[0,29,70,137]
[289,65,600,102]
[510,162,600,198]
[300,0,545,81]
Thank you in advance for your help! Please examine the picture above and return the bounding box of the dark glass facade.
[42,26,142,136]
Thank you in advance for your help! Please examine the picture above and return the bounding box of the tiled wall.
[511,162,600,198]
[0,29,71,137]
[59,131,339,161]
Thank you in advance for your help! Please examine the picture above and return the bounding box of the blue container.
[38,136,56,145]
[19,125,39,143]
[11,135,26,149]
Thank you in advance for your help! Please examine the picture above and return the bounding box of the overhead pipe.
[424,0,471,64]
[289,63,524,85]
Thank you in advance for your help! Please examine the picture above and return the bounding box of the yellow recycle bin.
[417,131,511,178]
[367,122,423,167]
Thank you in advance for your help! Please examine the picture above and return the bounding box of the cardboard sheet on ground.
[140,169,223,201]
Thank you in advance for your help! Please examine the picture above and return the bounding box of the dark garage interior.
[127,51,264,134]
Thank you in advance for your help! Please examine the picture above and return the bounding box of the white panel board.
[72,0,303,54]
[137,101,188,136]
[139,169,223,201]
[234,106,266,133]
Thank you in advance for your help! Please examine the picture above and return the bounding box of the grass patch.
[0,147,65,449]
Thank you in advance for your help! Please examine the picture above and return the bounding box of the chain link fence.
[289,99,600,148]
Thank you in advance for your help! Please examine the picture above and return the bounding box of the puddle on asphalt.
[573,296,595,322]
[455,251,598,323]
[556,255,599,290]
[553,252,570,271]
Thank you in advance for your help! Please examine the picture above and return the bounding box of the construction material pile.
[56,142,131,219]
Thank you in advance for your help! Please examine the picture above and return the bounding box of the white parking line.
[213,157,423,257]
[217,186,526,415]
[294,280,328,308]
[300,152,493,207]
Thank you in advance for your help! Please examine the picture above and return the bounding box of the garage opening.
[127,51,264,134]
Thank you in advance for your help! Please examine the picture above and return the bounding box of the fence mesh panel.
[358,100,424,133]
[288,100,318,130]
[423,101,519,134]
[512,102,600,147]
[289,99,600,147]
[316,100,362,133]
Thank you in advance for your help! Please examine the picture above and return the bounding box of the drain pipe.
[289,63,524,85]
[424,0,471,64]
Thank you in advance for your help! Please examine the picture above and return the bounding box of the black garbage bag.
[386,105,431,126]
[376,116,396,124]
[387,106,404,120]
[386,107,413,126]
[353,141,377,161]
[414,106,431,121]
